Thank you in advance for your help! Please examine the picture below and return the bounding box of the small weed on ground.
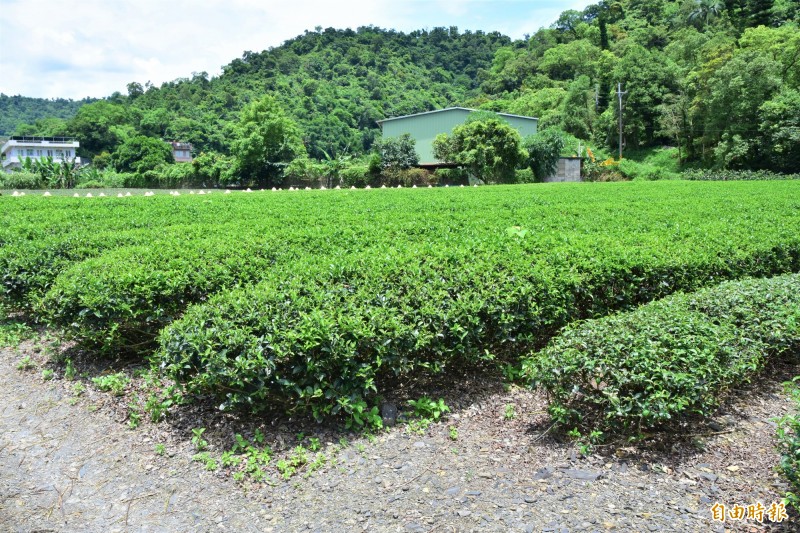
[408,396,450,421]
[191,452,218,471]
[191,428,208,451]
[144,389,179,423]
[504,404,516,420]
[128,396,141,429]
[64,359,76,380]
[92,373,129,396]
[16,355,35,371]
[405,396,450,434]
[0,313,34,348]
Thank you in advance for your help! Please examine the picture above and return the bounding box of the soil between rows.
[0,340,795,533]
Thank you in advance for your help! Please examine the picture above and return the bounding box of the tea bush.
[0,229,153,309]
[777,377,800,512]
[41,236,284,351]
[683,169,800,181]
[523,274,800,438]
[155,182,800,419]
[3,182,800,422]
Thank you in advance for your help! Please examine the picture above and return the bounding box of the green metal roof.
[377,107,538,124]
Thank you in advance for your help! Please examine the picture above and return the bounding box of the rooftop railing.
[8,136,78,143]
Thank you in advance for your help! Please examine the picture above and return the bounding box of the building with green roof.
[377,107,538,166]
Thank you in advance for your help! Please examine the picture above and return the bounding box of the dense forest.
[0,94,97,137]
[3,27,509,157]
[3,0,799,188]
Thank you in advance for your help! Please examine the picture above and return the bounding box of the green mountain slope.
[6,0,799,173]
[124,26,512,158]
[0,94,96,137]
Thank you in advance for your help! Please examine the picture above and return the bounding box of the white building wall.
[1,138,81,170]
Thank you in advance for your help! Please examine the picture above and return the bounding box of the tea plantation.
[2,181,799,424]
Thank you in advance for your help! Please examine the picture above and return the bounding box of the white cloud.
[493,0,598,39]
[0,0,593,99]
[435,0,472,17]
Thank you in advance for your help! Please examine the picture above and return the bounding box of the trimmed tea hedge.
[777,378,800,512]
[1,229,152,309]
[2,182,800,422]
[39,237,285,351]
[683,169,800,181]
[523,273,800,438]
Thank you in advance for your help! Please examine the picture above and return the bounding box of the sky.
[0,0,593,100]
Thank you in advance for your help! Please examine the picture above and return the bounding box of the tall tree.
[746,0,775,26]
[657,92,692,165]
[230,95,306,187]
[612,44,680,148]
[67,101,130,157]
[560,76,596,140]
[111,135,173,174]
[688,0,726,28]
[378,133,419,170]
[706,50,783,167]
[758,87,800,172]
[432,115,526,184]
[524,129,566,181]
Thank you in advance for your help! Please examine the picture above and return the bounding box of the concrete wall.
[543,158,582,182]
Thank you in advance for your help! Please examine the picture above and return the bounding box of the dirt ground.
[0,339,796,533]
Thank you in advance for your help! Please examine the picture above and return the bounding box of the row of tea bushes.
[777,378,800,513]
[1,228,158,309]
[2,182,800,422]
[683,169,800,181]
[0,193,375,315]
[523,273,800,439]
[154,234,800,421]
[39,236,288,352]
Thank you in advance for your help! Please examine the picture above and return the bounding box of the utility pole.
[617,83,627,160]
[594,84,599,110]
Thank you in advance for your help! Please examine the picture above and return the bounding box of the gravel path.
[1,344,795,532]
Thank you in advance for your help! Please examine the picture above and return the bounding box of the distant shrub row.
[524,273,800,439]
[683,169,800,181]
[617,159,681,181]
[1,162,443,191]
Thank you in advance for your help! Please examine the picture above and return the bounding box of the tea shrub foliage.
[1,181,799,421]
[524,273,800,438]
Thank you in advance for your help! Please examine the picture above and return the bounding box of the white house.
[1,136,81,171]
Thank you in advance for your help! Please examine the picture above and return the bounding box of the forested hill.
[127,27,512,159]
[6,0,800,172]
[0,94,97,137]
[4,27,511,159]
